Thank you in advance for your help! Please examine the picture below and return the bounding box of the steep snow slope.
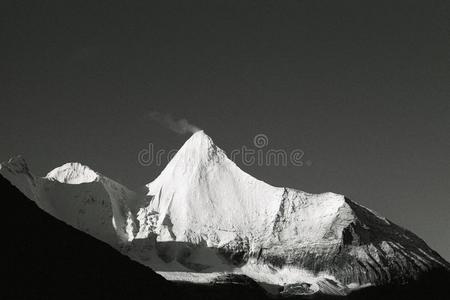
[143,131,283,245]
[132,131,450,294]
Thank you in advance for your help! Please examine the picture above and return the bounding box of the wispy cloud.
[148,111,201,135]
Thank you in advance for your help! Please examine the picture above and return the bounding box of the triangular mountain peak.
[175,130,222,160]
[147,131,228,188]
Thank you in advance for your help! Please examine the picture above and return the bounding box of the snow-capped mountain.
[0,158,137,245]
[1,131,449,296]
[134,131,450,294]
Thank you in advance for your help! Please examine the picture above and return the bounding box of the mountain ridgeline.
[1,131,449,298]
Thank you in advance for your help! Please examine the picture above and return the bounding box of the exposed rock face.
[1,131,449,297]
[0,155,37,201]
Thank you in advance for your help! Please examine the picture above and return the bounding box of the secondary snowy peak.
[46,162,99,184]
[43,163,139,243]
[1,157,138,245]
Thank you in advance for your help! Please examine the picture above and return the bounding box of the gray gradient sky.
[1,0,449,259]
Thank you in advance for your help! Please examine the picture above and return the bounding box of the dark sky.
[1,0,449,260]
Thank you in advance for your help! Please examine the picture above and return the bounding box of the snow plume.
[149,111,201,135]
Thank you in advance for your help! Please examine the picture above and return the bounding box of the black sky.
[1,0,449,259]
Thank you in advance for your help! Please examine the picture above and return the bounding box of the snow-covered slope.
[133,131,450,294]
[1,158,137,245]
[1,132,449,296]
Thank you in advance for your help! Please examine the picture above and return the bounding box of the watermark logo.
[137,133,311,167]
[253,133,269,148]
